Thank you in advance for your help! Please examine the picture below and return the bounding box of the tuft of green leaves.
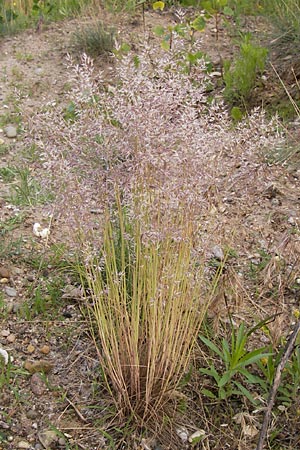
[223,34,268,105]
[199,321,272,404]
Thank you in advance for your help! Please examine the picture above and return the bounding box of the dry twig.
[256,320,300,450]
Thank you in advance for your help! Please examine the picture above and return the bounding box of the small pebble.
[5,286,17,297]
[27,344,35,353]
[26,409,38,419]
[211,245,224,261]
[17,441,31,449]
[1,329,10,337]
[27,274,35,282]
[30,372,46,396]
[24,359,53,374]
[0,267,11,278]
[0,278,9,283]
[4,125,17,138]
[58,437,66,446]
[288,216,296,225]
[40,345,50,355]
[7,334,16,343]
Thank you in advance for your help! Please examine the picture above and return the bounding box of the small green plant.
[9,168,52,206]
[257,338,300,406]
[73,20,115,57]
[0,143,9,156]
[19,276,65,319]
[223,34,268,105]
[201,0,234,40]
[0,357,29,393]
[0,166,17,183]
[0,215,25,237]
[199,321,272,403]
[63,101,80,123]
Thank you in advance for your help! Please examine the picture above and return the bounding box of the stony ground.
[0,7,300,450]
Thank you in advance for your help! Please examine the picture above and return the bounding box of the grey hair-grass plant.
[77,193,218,439]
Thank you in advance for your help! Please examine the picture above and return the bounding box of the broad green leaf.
[199,365,220,383]
[231,106,243,121]
[153,1,165,11]
[199,335,223,359]
[236,351,273,369]
[239,368,267,389]
[233,381,258,404]
[161,39,170,51]
[153,25,165,36]
[174,23,187,36]
[191,16,206,31]
[201,388,216,399]
[222,338,231,367]
[218,370,232,388]
[223,6,234,15]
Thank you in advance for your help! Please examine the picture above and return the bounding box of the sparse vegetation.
[72,20,116,57]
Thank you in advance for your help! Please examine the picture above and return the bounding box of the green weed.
[0,143,10,156]
[19,276,65,320]
[0,214,25,237]
[0,166,17,183]
[9,168,53,206]
[223,33,268,105]
[199,321,272,404]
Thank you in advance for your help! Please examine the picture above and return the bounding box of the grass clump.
[262,0,300,43]
[78,195,212,441]
[72,21,115,57]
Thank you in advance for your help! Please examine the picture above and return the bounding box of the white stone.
[4,125,17,138]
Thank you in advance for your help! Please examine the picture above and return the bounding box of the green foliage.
[0,166,17,183]
[19,276,65,319]
[262,0,300,43]
[63,101,79,123]
[223,34,268,105]
[0,0,96,35]
[230,105,243,121]
[9,168,52,206]
[257,337,300,406]
[72,21,116,57]
[199,322,272,403]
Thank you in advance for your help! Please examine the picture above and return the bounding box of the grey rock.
[30,372,46,396]
[4,125,17,138]
[38,430,58,448]
[1,329,10,337]
[211,245,224,261]
[17,441,31,449]
[5,286,17,297]
[35,68,43,76]
[26,409,38,419]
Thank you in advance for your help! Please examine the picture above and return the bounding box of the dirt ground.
[0,7,300,450]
